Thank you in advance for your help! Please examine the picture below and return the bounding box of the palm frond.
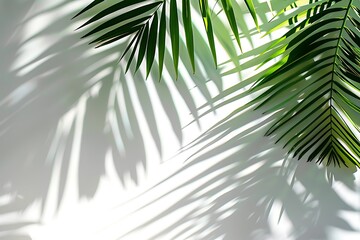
[73,0,258,79]
[253,0,360,167]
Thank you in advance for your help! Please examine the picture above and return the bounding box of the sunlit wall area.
[0,0,359,240]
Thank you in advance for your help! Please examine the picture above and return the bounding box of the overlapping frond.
[253,0,360,167]
[73,0,258,79]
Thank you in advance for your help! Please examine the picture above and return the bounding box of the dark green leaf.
[221,0,242,50]
[158,2,166,80]
[243,0,259,30]
[126,27,144,73]
[76,0,145,29]
[82,1,162,38]
[73,0,105,19]
[183,0,195,73]
[170,0,179,79]
[199,0,217,67]
[146,13,158,78]
[135,23,149,72]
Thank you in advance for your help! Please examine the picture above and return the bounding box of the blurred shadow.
[0,0,232,238]
[102,1,359,239]
[112,90,359,240]
[1,1,359,240]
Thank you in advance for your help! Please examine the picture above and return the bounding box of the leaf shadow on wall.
[107,5,360,237]
[0,1,358,240]
[113,73,359,240]
[0,0,232,238]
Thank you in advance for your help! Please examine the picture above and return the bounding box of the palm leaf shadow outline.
[92,1,360,238]
[0,0,233,238]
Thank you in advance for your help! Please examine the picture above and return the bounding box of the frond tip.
[254,0,360,168]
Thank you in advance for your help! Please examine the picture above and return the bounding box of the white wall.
[0,0,359,239]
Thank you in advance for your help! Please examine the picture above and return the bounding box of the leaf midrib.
[329,0,353,160]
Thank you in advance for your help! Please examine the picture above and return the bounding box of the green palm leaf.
[74,0,258,79]
[253,0,360,167]
[183,0,195,73]
[170,0,180,79]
